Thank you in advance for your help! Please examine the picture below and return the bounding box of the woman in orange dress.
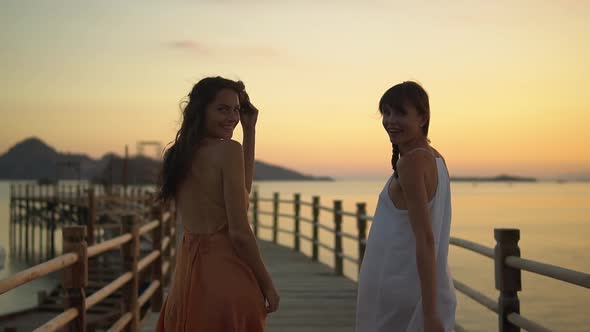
[155,76,279,331]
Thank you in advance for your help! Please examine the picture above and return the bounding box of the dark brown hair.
[378,81,430,177]
[156,76,245,203]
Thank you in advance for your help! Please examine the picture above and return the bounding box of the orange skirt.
[156,225,267,331]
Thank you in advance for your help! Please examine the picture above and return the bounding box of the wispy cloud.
[167,40,212,55]
[166,40,280,58]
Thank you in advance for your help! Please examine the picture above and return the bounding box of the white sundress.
[356,148,457,332]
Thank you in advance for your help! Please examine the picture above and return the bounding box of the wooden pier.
[1,184,176,331]
[1,185,590,331]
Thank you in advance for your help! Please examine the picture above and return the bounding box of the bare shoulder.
[207,140,242,160]
[397,149,430,179]
[217,139,242,154]
[206,139,243,165]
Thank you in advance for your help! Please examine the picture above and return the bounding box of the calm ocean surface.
[1,180,589,331]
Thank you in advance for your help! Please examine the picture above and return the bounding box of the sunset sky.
[1,1,589,179]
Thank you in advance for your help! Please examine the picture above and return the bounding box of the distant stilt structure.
[18,184,23,259]
[25,185,30,263]
[9,183,15,258]
[123,145,129,197]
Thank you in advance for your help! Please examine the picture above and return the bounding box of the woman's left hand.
[240,91,259,130]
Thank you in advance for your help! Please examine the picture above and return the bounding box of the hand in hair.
[239,91,259,130]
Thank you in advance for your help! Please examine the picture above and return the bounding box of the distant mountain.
[255,160,332,181]
[451,174,537,182]
[0,137,98,180]
[0,137,333,183]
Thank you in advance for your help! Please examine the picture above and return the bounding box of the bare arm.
[221,140,273,290]
[242,128,255,194]
[397,154,439,319]
[239,92,258,194]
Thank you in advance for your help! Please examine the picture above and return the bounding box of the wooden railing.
[2,186,176,332]
[251,191,590,332]
[8,183,153,263]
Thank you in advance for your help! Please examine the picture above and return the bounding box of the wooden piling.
[63,226,88,332]
[333,200,343,276]
[495,229,522,332]
[311,196,320,262]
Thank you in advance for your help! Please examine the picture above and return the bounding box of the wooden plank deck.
[140,239,358,332]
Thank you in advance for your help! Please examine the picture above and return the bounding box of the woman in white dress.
[356,81,456,332]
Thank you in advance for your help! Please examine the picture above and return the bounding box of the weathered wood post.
[162,204,172,285]
[311,196,320,262]
[151,206,164,312]
[122,215,140,331]
[252,191,259,237]
[169,202,177,280]
[333,200,343,276]
[272,192,279,244]
[356,202,367,271]
[63,226,88,332]
[293,193,301,252]
[494,228,521,332]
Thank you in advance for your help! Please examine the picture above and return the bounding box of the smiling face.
[204,88,241,140]
[378,82,431,147]
[381,102,427,145]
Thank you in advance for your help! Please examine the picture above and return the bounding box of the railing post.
[162,204,172,286]
[494,228,521,332]
[356,202,367,271]
[151,206,164,312]
[312,196,320,262]
[252,191,259,237]
[122,215,140,332]
[272,192,279,244]
[63,226,88,332]
[333,200,343,276]
[168,201,176,283]
[87,188,96,245]
[293,193,301,252]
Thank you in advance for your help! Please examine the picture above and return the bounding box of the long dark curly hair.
[156,76,245,203]
[378,81,430,178]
